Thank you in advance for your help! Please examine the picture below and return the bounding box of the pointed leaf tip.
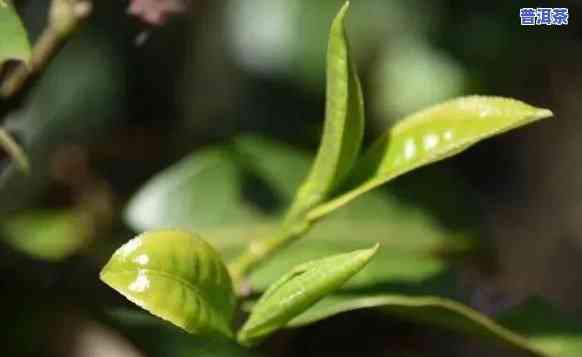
[285,0,364,224]
[237,244,378,346]
[308,96,553,220]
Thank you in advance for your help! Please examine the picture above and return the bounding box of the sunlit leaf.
[286,2,364,222]
[0,210,88,261]
[100,230,237,338]
[0,1,31,66]
[237,244,378,346]
[286,294,548,356]
[309,96,553,220]
[125,149,262,232]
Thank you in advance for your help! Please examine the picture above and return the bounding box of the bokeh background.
[2,0,582,356]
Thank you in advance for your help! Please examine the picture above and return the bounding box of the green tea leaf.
[286,2,364,222]
[100,230,237,338]
[0,1,31,66]
[286,294,546,356]
[309,96,553,220]
[237,244,378,346]
[125,149,262,232]
[0,210,88,261]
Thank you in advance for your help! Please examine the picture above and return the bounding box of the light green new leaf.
[309,96,553,220]
[0,1,31,66]
[286,294,547,356]
[125,149,262,232]
[237,244,378,346]
[100,230,237,338]
[286,2,364,222]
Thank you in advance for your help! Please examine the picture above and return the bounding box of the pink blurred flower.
[127,0,188,26]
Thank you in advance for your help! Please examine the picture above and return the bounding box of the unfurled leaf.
[100,230,236,338]
[286,2,364,222]
[124,149,262,232]
[285,294,546,356]
[0,1,31,66]
[309,96,553,220]
[0,210,88,261]
[237,244,379,346]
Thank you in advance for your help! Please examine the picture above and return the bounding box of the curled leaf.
[286,1,364,223]
[100,230,236,338]
[237,244,379,346]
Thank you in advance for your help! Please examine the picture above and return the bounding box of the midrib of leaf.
[101,268,233,336]
[284,1,363,224]
[102,268,202,297]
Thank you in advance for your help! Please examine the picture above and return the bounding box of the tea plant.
[3,1,582,356]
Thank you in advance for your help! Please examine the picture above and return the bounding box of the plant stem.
[0,127,29,173]
[228,219,311,293]
[0,0,92,98]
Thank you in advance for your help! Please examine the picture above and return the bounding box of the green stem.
[228,218,312,292]
[1,0,92,98]
[0,127,29,173]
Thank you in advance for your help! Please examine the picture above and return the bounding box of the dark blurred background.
[2,0,582,356]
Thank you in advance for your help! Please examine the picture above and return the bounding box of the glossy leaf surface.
[237,244,378,346]
[0,1,30,66]
[287,2,364,221]
[0,210,88,261]
[123,136,477,294]
[286,294,547,356]
[100,230,236,338]
[309,96,553,220]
